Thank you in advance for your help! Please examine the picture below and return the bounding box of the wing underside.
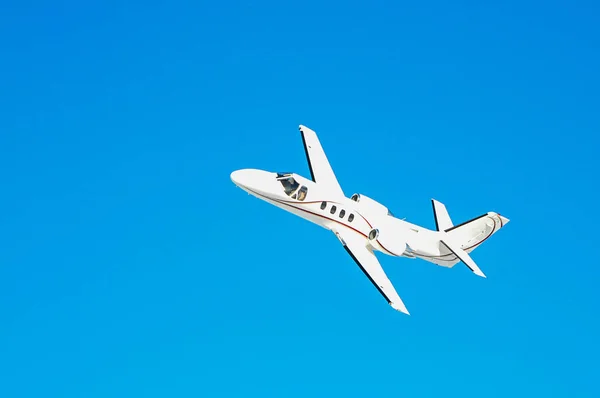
[299,125,344,196]
[334,228,409,314]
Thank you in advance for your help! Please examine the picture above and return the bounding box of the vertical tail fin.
[432,199,453,231]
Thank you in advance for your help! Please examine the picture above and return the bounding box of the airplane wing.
[299,125,344,196]
[333,227,409,314]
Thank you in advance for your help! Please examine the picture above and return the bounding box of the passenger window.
[330,205,337,214]
[339,209,346,218]
[297,186,308,201]
[348,214,354,222]
[320,201,327,210]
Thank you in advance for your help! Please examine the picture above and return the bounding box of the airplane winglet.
[440,240,487,278]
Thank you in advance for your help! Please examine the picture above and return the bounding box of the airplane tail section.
[429,200,510,270]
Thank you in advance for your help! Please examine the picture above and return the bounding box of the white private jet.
[231,125,509,314]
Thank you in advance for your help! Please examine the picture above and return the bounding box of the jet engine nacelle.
[367,226,410,257]
[350,193,389,216]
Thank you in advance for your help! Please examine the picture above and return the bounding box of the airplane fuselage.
[230,169,502,266]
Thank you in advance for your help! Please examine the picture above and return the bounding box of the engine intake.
[368,228,379,240]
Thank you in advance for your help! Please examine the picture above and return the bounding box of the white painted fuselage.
[230,169,506,266]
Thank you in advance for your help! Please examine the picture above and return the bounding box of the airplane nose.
[230,169,244,186]
[231,169,257,189]
[230,169,277,194]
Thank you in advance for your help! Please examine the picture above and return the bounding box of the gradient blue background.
[1,1,599,396]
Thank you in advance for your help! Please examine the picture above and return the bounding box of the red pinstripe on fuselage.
[242,187,494,261]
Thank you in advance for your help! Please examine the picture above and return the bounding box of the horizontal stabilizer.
[432,199,453,231]
[440,240,486,278]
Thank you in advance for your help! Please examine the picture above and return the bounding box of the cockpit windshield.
[276,173,308,201]
[279,176,300,196]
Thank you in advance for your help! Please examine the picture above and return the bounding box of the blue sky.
[1,1,599,396]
